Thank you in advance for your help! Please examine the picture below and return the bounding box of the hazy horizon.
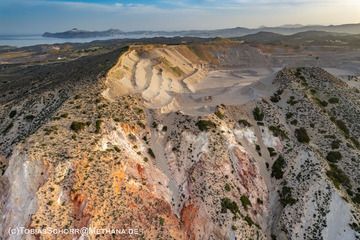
[1,0,360,34]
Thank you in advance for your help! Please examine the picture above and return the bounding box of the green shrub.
[352,194,360,205]
[2,122,13,135]
[95,119,102,134]
[24,115,35,121]
[240,195,252,210]
[287,96,298,106]
[295,127,310,143]
[315,98,328,107]
[326,151,342,163]
[238,119,251,127]
[253,106,264,121]
[286,112,294,119]
[224,183,231,192]
[159,217,164,226]
[328,97,339,104]
[326,163,351,189]
[279,186,297,206]
[70,121,86,133]
[290,119,298,126]
[221,198,239,215]
[270,89,283,103]
[271,155,286,179]
[60,113,68,118]
[214,110,225,119]
[196,120,216,131]
[331,140,341,149]
[350,137,360,149]
[267,147,277,157]
[335,119,349,136]
[9,110,16,118]
[244,215,255,226]
[269,125,288,139]
[147,148,155,158]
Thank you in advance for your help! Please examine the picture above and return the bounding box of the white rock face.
[0,149,46,240]
[322,191,357,240]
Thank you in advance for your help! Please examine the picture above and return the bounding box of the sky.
[0,0,359,34]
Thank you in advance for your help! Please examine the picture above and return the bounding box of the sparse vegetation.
[326,163,351,189]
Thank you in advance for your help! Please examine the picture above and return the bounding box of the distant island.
[43,23,360,39]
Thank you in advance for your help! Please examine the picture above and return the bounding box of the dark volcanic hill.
[43,23,360,39]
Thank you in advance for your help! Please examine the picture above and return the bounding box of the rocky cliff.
[0,42,359,240]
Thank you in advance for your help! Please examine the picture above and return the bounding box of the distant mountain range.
[43,23,360,39]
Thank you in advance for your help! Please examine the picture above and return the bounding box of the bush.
[9,110,17,118]
[24,115,35,121]
[290,119,298,126]
[221,198,239,215]
[279,186,297,206]
[328,97,339,104]
[95,119,102,134]
[214,110,225,119]
[335,119,349,136]
[271,155,285,179]
[240,195,252,210]
[244,215,255,226]
[267,147,277,157]
[331,140,340,149]
[238,119,251,127]
[286,112,294,119]
[295,127,310,143]
[253,106,264,121]
[352,194,360,205]
[326,151,342,163]
[269,125,288,139]
[2,122,13,135]
[224,183,231,192]
[148,148,155,158]
[70,121,86,133]
[196,120,216,131]
[270,89,283,103]
[287,96,298,106]
[315,98,328,107]
[326,163,351,189]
